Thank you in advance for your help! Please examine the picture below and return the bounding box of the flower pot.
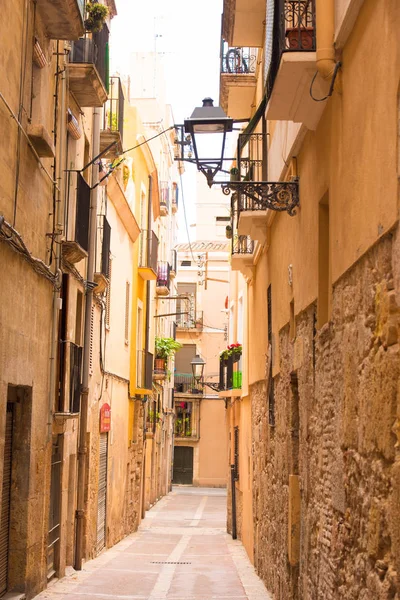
[225,226,233,240]
[285,27,314,51]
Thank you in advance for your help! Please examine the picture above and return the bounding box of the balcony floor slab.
[266,52,330,130]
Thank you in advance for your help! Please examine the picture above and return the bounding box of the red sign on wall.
[100,403,111,433]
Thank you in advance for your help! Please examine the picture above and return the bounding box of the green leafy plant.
[85,2,109,32]
[155,337,182,360]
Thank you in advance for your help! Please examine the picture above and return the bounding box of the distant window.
[216,216,230,222]
[181,260,191,267]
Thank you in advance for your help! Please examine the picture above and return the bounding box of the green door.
[173,446,193,485]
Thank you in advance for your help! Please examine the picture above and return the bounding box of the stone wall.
[252,231,400,599]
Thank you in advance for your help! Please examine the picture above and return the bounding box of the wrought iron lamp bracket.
[202,381,221,392]
[220,177,300,216]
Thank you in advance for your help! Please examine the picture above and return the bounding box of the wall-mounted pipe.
[315,0,340,83]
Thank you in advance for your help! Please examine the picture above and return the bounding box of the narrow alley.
[36,487,271,600]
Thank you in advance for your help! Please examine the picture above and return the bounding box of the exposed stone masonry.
[252,231,400,599]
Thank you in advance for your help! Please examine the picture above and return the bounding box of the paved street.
[36,487,271,600]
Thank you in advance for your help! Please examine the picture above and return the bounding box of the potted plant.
[285,26,314,50]
[85,1,109,32]
[225,225,233,239]
[154,337,182,372]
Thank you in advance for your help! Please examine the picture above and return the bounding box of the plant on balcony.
[155,337,182,360]
[220,342,242,361]
[85,1,109,32]
[225,225,232,239]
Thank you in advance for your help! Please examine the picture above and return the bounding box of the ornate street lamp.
[183,98,233,188]
[190,354,221,392]
[190,354,206,382]
[175,99,300,215]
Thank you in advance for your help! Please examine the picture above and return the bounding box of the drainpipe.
[75,107,101,571]
[315,0,339,82]
[47,53,67,440]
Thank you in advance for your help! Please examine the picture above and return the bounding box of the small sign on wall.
[100,403,111,433]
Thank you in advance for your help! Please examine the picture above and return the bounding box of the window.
[174,401,193,437]
[75,290,83,346]
[215,216,230,222]
[180,260,191,267]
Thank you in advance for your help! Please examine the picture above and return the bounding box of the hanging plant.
[85,2,109,32]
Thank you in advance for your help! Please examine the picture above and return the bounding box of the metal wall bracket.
[220,178,300,216]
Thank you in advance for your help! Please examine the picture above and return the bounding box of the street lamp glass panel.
[191,354,205,381]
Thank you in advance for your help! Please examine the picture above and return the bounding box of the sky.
[110,0,226,242]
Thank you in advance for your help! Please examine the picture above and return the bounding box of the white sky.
[110,0,226,242]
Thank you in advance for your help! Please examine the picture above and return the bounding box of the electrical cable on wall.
[309,62,342,102]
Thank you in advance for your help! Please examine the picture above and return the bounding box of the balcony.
[160,182,170,216]
[170,249,177,279]
[220,40,258,120]
[265,0,328,129]
[94,216,111,294]
[67,30,109,107]
[219,354,242,397]
[100,77,124,159]
[62,174,90,264]
[137,350,153,391]
[231,235,255,279]
[174,399,199,440]
[174,374,203,395]
[37,0,84,40]
[58,341,82,413]
[222,0,266,48]
[156,262,171,296]
[231,132,299,242]
[176,311,204,332]
[172,183,179,214]
[138,230,159,280]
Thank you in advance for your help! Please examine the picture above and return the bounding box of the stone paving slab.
[34,486,272,600]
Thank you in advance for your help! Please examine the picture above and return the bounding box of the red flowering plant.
[220,342,242,361]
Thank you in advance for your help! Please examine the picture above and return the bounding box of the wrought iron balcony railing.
[75,174,91,251]
[70,27,109,90]
[137,350,153,389]
[223,132,300,216]
[102,77,124,143]
[232,235,254,255]
[172,183,179,212]
[174,373,203,395]
[170,249,178,276]
[138,230,159,273]
[160,181,170,214]
[176,311,204,331]
[219,354,242,391]
[266,0,316,102]
[156,261,171,293]
[220,40,258,75]
[58,341,82,413]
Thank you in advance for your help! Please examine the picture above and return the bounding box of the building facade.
[0,3,179,596]
[218,0,400,598]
